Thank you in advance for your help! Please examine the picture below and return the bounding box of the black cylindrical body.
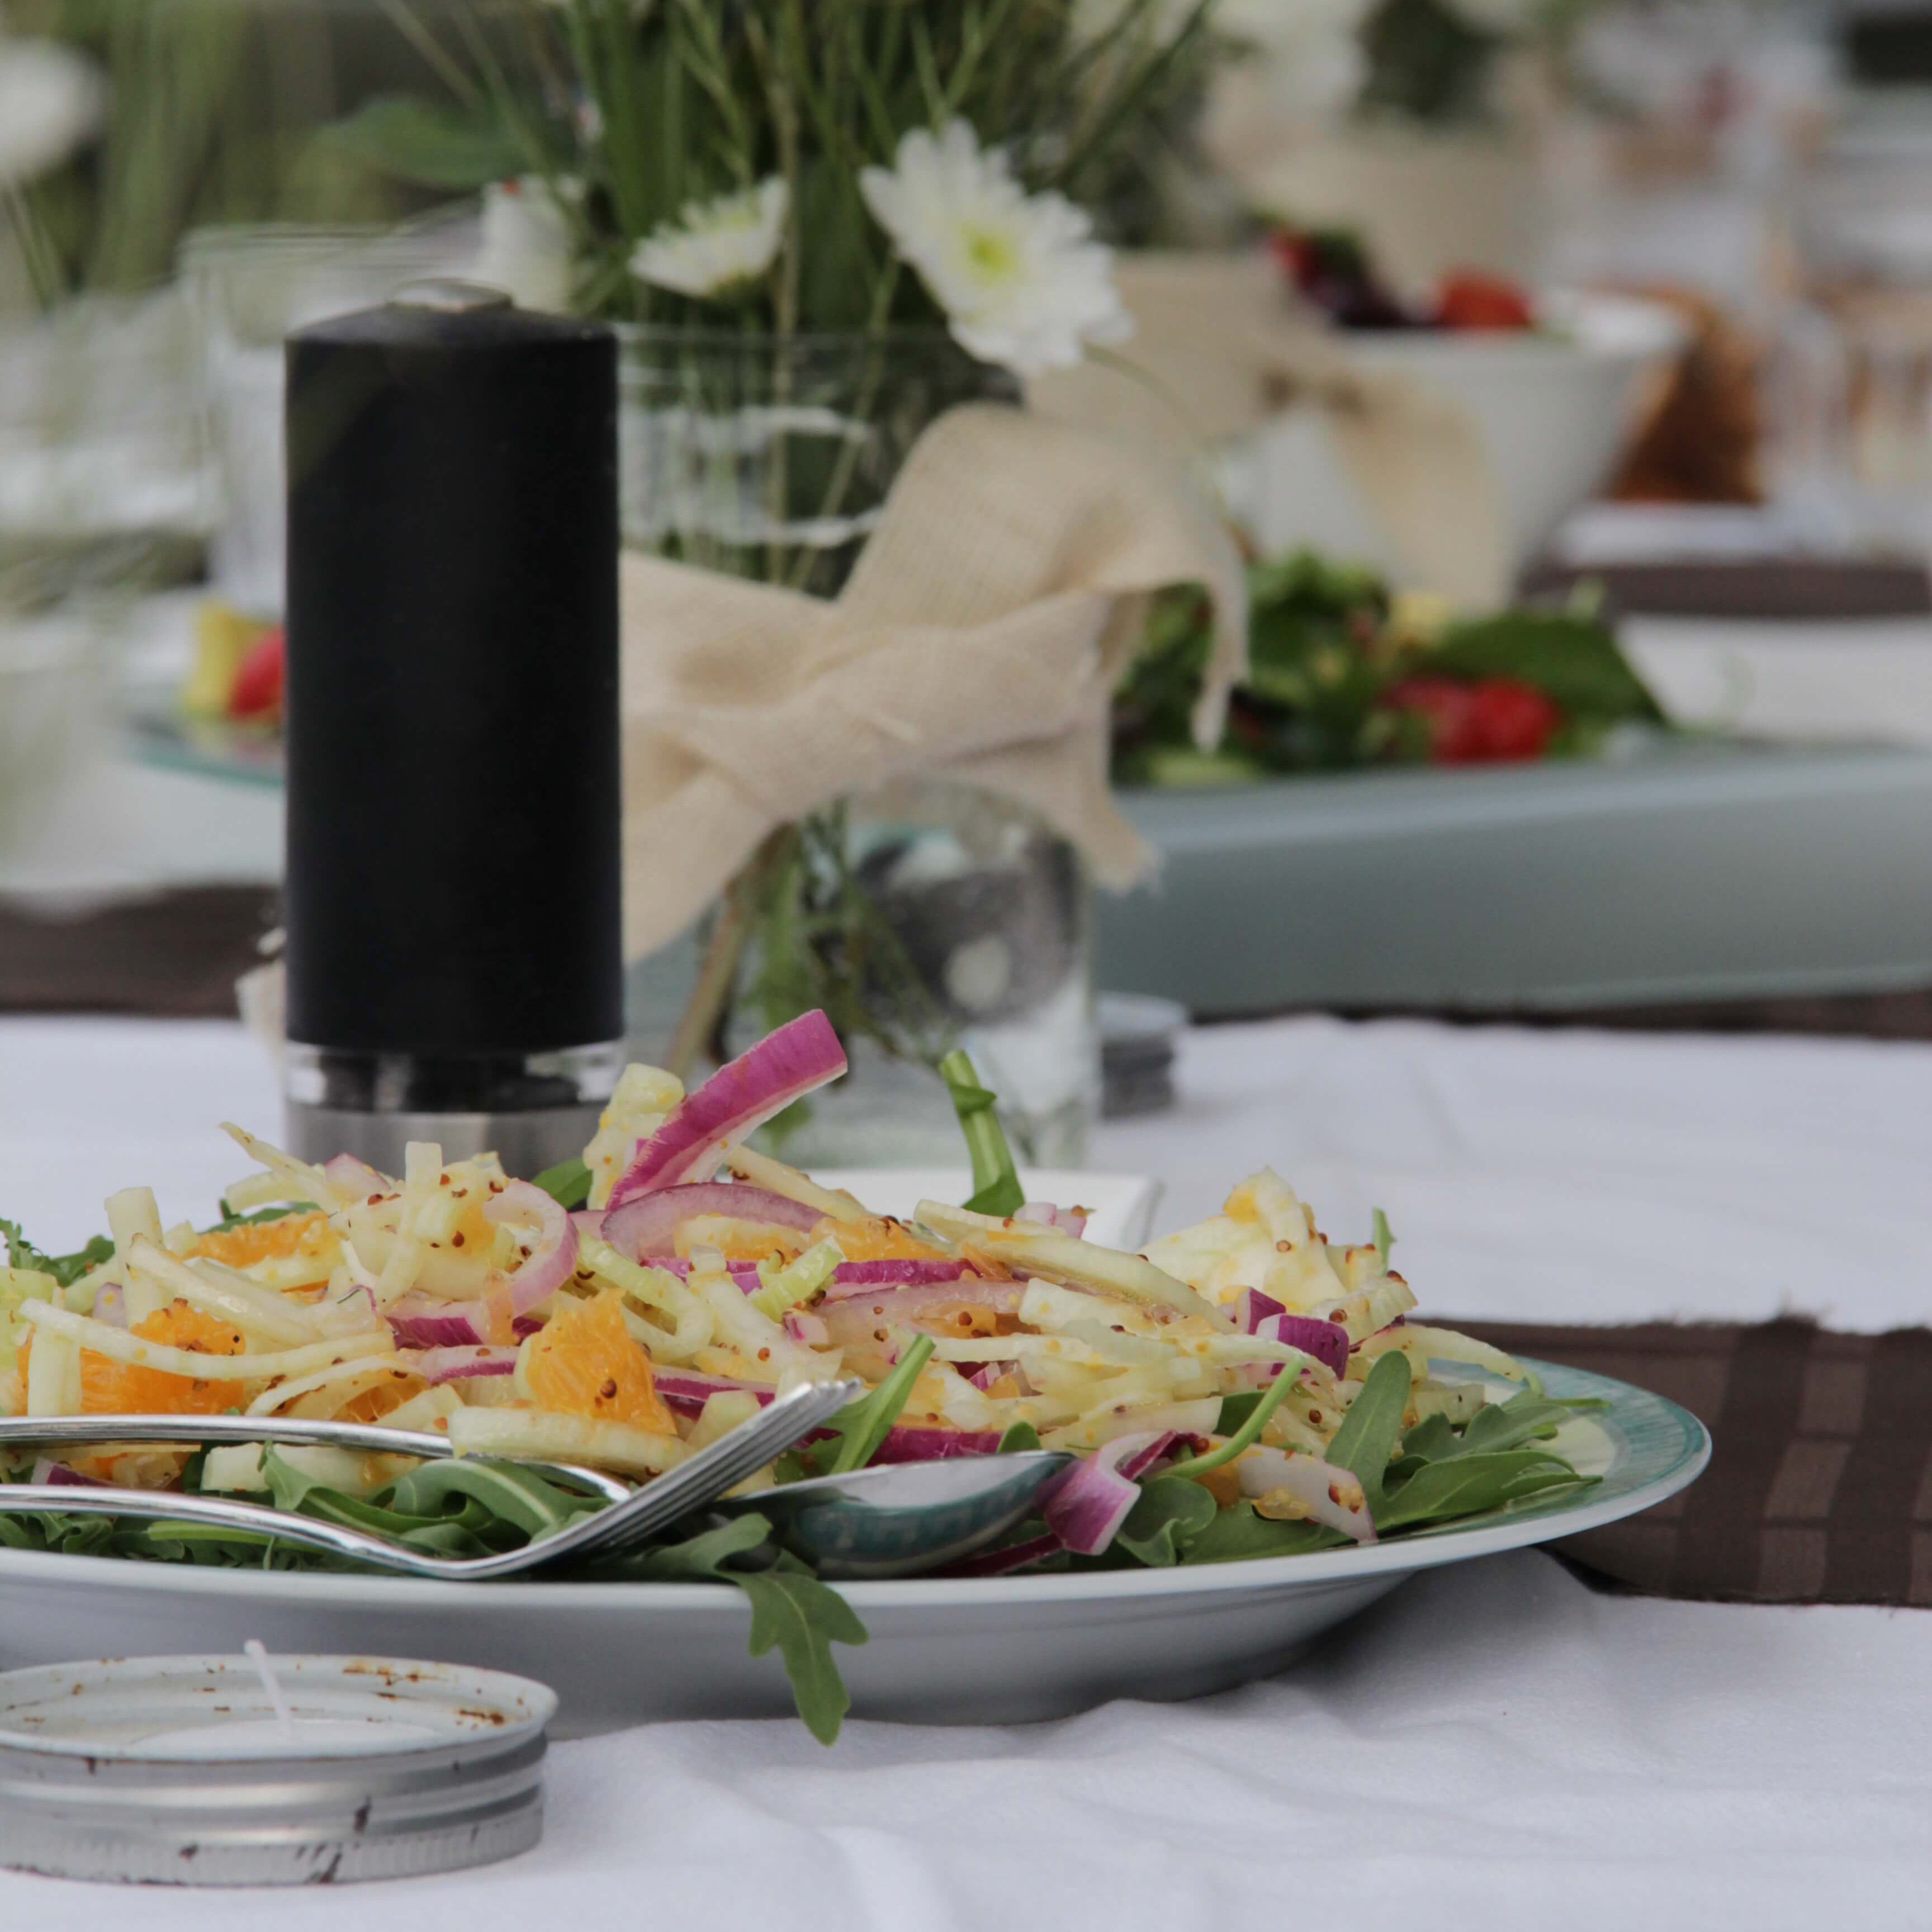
[283,290,621,1160]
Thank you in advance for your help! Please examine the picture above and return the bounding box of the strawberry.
[1434,271,1536,332]
[227,626,285,720]
[1385,674,1561,763]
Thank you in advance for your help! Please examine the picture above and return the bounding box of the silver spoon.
[0,1379,861,1579]
[716,1451,1074,1579]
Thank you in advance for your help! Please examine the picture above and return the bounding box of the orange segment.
[521,1290,673,1433]
[818,1216,953,1263]
[674,1215,808,1265]
[80,1300,248,1415]
[190,1209,338,1271]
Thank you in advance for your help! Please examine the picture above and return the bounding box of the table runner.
[1460,1317,1932,1607]
[0,887,274,1017]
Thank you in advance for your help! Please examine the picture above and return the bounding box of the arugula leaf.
[1428,610,1665,722]
[532,1158,593,1211]
[1399,1409,1456,1464]
[209,1202,315,1233]
[1451,1390,1602,1460]
[1115,1475,1218,1566]
[1375,1451,1594,1531]
[815,1332,936,1476]
[996,1420,1043,1455]
[621,1514,868,1745]
[1372,1208,1394,1267]
[738,1562,869,1746]
[1216,1389,1263,1435]
[939,1049,1024,1217]
[1180,1503,1345,1565]
[1323,1349,1411,1515]
[385,1458,593,1540]
[1,1219,115,1287]
[622,1513,773,1580]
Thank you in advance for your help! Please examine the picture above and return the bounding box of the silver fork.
[0,1413,634,1503]
[0,1379,863,1580]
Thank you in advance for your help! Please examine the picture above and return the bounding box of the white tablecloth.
[2,1014,1929,1929]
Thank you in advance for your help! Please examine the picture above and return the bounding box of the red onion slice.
[1234,1286,1287,1332]
[324,1151,392,1199]
[1254,1312,1350,1379]
[381,1182,576,1348]
[607,1010,847,1205]
[403,1345,519,1385]
[820,1259,973,1295]
[385,1301,486,1348]
[92,1284,127,1329]
[946,1530,1062,1578]
[485,1179,579,1319]
[602,1181,821,1262]
[1040,1430,1175,1556]
[31,1459,108,1488]
[869,1427,1005,1464]
[784,1309,831,1347]
[652,1366,778,1419]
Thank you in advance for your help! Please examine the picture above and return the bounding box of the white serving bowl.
[1223,290,1687,593]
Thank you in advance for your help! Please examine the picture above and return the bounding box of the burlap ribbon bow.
[1029,251,1508,608]
[621,403,1246,958]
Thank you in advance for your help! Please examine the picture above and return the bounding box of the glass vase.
[618,328,1098,1167]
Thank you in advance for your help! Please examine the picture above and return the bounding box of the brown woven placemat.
[0,887,276,1019]
[1456,1317,1932,1607]
[1520,557,1932,621]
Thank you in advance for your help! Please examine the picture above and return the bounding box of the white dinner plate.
[0,1360,1707,1734]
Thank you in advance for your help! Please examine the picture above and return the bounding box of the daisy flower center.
[962,224,1021,283]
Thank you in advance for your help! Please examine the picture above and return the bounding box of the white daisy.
[0,34,103,188]
[629,176,789,301]
[859,120,1131,377]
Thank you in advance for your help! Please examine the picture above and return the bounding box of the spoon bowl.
[718,1452,1073,1579]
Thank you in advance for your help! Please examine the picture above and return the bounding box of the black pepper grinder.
[281,281,622,1177]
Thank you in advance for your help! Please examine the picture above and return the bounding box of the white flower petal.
[630,175,789,300]
[0,37,103,188]
[859,118,1130,378]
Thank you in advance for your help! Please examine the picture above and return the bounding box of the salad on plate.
[0,1011,1599,1739]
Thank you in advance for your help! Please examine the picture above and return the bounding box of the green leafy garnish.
[1113,1475,1218,1567]
[1179,1504,1343,1564]
[811,1332,937,1477]
[1376,1451,1589,1531]
[1165,1363,1303,1482]
[939,1049,1024,1218]
[209,1201,315,1233]
[996,1420,1043,1455]
[1372,1208,1394,1267]
[1322,1349,1412,1514]
[614,1514,868,1746]
[737,1563,870,1745]
[531,1158,593,1211]
[1,1219,114,1288]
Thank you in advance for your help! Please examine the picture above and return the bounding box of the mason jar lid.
[0,1654,556,1886]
